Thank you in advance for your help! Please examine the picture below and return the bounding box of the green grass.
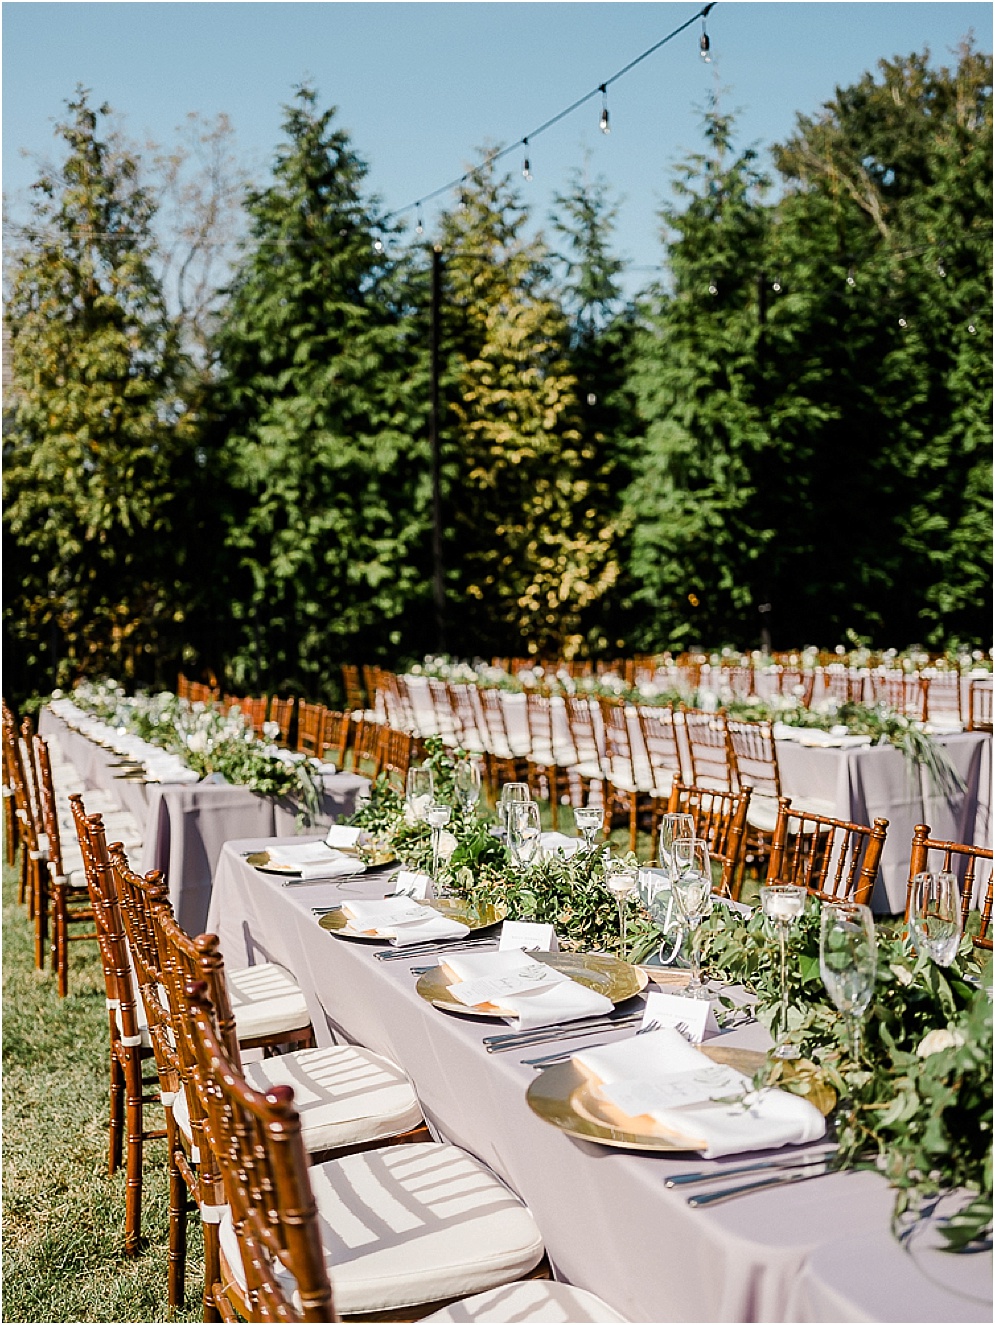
[2,852,203,1323]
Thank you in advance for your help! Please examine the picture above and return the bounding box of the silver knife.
[686,1159,841,1207]
[375,937,498,962]
[666,1145,839,1187]
[486,1013,643,1054]
[483,1009,640,1047]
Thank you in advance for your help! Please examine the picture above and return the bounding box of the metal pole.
[429,245,446,652]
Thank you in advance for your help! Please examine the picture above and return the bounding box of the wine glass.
[671,837,712,998]
[426,801,452,890]
[605,859,638,959]
[659,812,695,879]
[507,799,541,870]
[760,884,806,1059]
[499,782,530,835]
[454,759,482,813]
[819,902,877,1061]
[405,765,434,821]
[909,871,962,967]
[574,804,603,852]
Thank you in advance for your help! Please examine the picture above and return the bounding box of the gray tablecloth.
[39,707,369,932]
[778,733,992,913]
[206,841,990,1323]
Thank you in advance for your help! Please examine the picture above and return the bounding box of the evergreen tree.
[209,86,432,695]
[436,155,617,658]
[623,108,771,650]
[2,89,195,694]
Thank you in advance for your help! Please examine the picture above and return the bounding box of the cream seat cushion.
[172,1044,422,1155]
[424,1279,629,1322]
[218,1142,544,1316]
[226,962,311,1039]
[747,794,838,835]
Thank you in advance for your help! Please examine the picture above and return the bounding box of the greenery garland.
[64,680,325,825]
[349,737,993,1250]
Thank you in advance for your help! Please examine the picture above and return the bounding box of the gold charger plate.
[527,1046,770,1152]
[244,849,367,879]
[415,950,649,1019]
[319,897,507,940]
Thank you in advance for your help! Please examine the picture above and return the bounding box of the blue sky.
[3,2,991,291]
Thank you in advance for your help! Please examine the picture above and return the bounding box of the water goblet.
[426,801,452,890]
[507,799,542,871]
[760,884,806,1058]
[605,859,638,959]
[499,782,530,835]
[819,901,877,1062]
[454,759,482,814]
[671,837,712,998]
[405,765,434,822]
[574,804,603,853]
[909,871,962,967]
[658,812,695,879]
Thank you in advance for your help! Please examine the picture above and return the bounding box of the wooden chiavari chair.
[921,673,963,727]
[776,667,815,707]
[426,678,459,745]
[967,677,993,732]
[184,983,549,1323]
[8,715,47,951]
[562,695,607,811]
[2,698,20,867]
[662,779,752,898]
[351,718,385,779]
[69,801,165,1258]
[446,682,488,757]
[636,704,686,810]
[476,686,531,791]
[600,698,665,853]
[379,726,417,793]
[341,664,367,715]
[681,709,734,791]
[224,694,269,735]
[765,799,889,906]
[296,700,329,757]
[524,691,564,830]
[323,710,351,767]
[267,695,295,745]
[725,717,837,846]
[33,734,97,996]
[819,667,867,705]
[869,672,928,720]
[906,824,993,950]
[110,851,426,1313]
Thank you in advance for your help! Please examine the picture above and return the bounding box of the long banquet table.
[207,840,992,1323]
[39,707,368,932]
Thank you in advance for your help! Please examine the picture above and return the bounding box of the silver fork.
[525,1018,659,1069]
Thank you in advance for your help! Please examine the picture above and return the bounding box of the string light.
[373,235,385,255]
[522,139,532,181]
[415,208,424,237]
[708,280,718,295]
[599,85,610,135]
[898,314,908,328]
[968,320,977,335]
[846,265,856,287]
[771,276,782,293]
[699,15,712,62]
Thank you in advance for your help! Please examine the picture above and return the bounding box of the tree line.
[3,42,991,707]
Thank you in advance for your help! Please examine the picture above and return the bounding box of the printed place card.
[392,870,433,899]
[499,920,558,953]
[448,960,563,1007]
[642,989,719,1044]
[324,824,363,849]
[600,1064,747,1118]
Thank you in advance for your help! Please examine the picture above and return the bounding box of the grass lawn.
[2,851,203,1323]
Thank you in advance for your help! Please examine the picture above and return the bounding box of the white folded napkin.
[575,1028,825,1158]
[324,824,363,849]
[440,950,613,1030]
[264,841,366,880]
[539,831,582,860]
[341,897,468,946]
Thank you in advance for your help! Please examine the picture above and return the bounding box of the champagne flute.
[605,859,638,959]
[507,799,541,871]
[499,782,530,835]
[426,801,452,890]
[659,812,695,878]
[405,765,434,821]
[819,901,877,1061]
[454,759,482,814]
[671,837,712,998]
[574,804,603,853]
[760,884,806,1059]
[909,871,962,967]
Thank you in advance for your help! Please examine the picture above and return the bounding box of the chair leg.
[166,1118,187,1310]
[124,1055,144,1255]
[34,865,48,970]
[109,1051,125,1175]
[203,1220,223,1323]
[52,882,68,996]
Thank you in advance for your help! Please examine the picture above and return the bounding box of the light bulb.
[937,262,946,278]
[522,140,532,181]
[846,266,856,287]
[898,315,908,329]
[415,210,424,236]
[699,27,711,62]
[708,281,718,296]
[968,322,977,335]
[599,86,610,134]
[772,277,782,293]
[373,236,385,255]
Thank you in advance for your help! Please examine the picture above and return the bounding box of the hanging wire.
[380,2,716,226]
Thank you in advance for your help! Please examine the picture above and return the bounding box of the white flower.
[916,1028,964,1058]
[889,963,915,987]
[437,830,458,861]
[186,730,209,754]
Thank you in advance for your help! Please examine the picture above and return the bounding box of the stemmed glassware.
[671,837,712,998]
[819,902,877,1061]
[499,782,530,835]
[405,765,434,821]
[605,859,638,959]
[909,871,962,967]
[426,801,452,891]
[454,759,482,814]
[659,813,695,879]
[507,800,541,871]
[760,884,806,1058]
[574,804,603,853]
